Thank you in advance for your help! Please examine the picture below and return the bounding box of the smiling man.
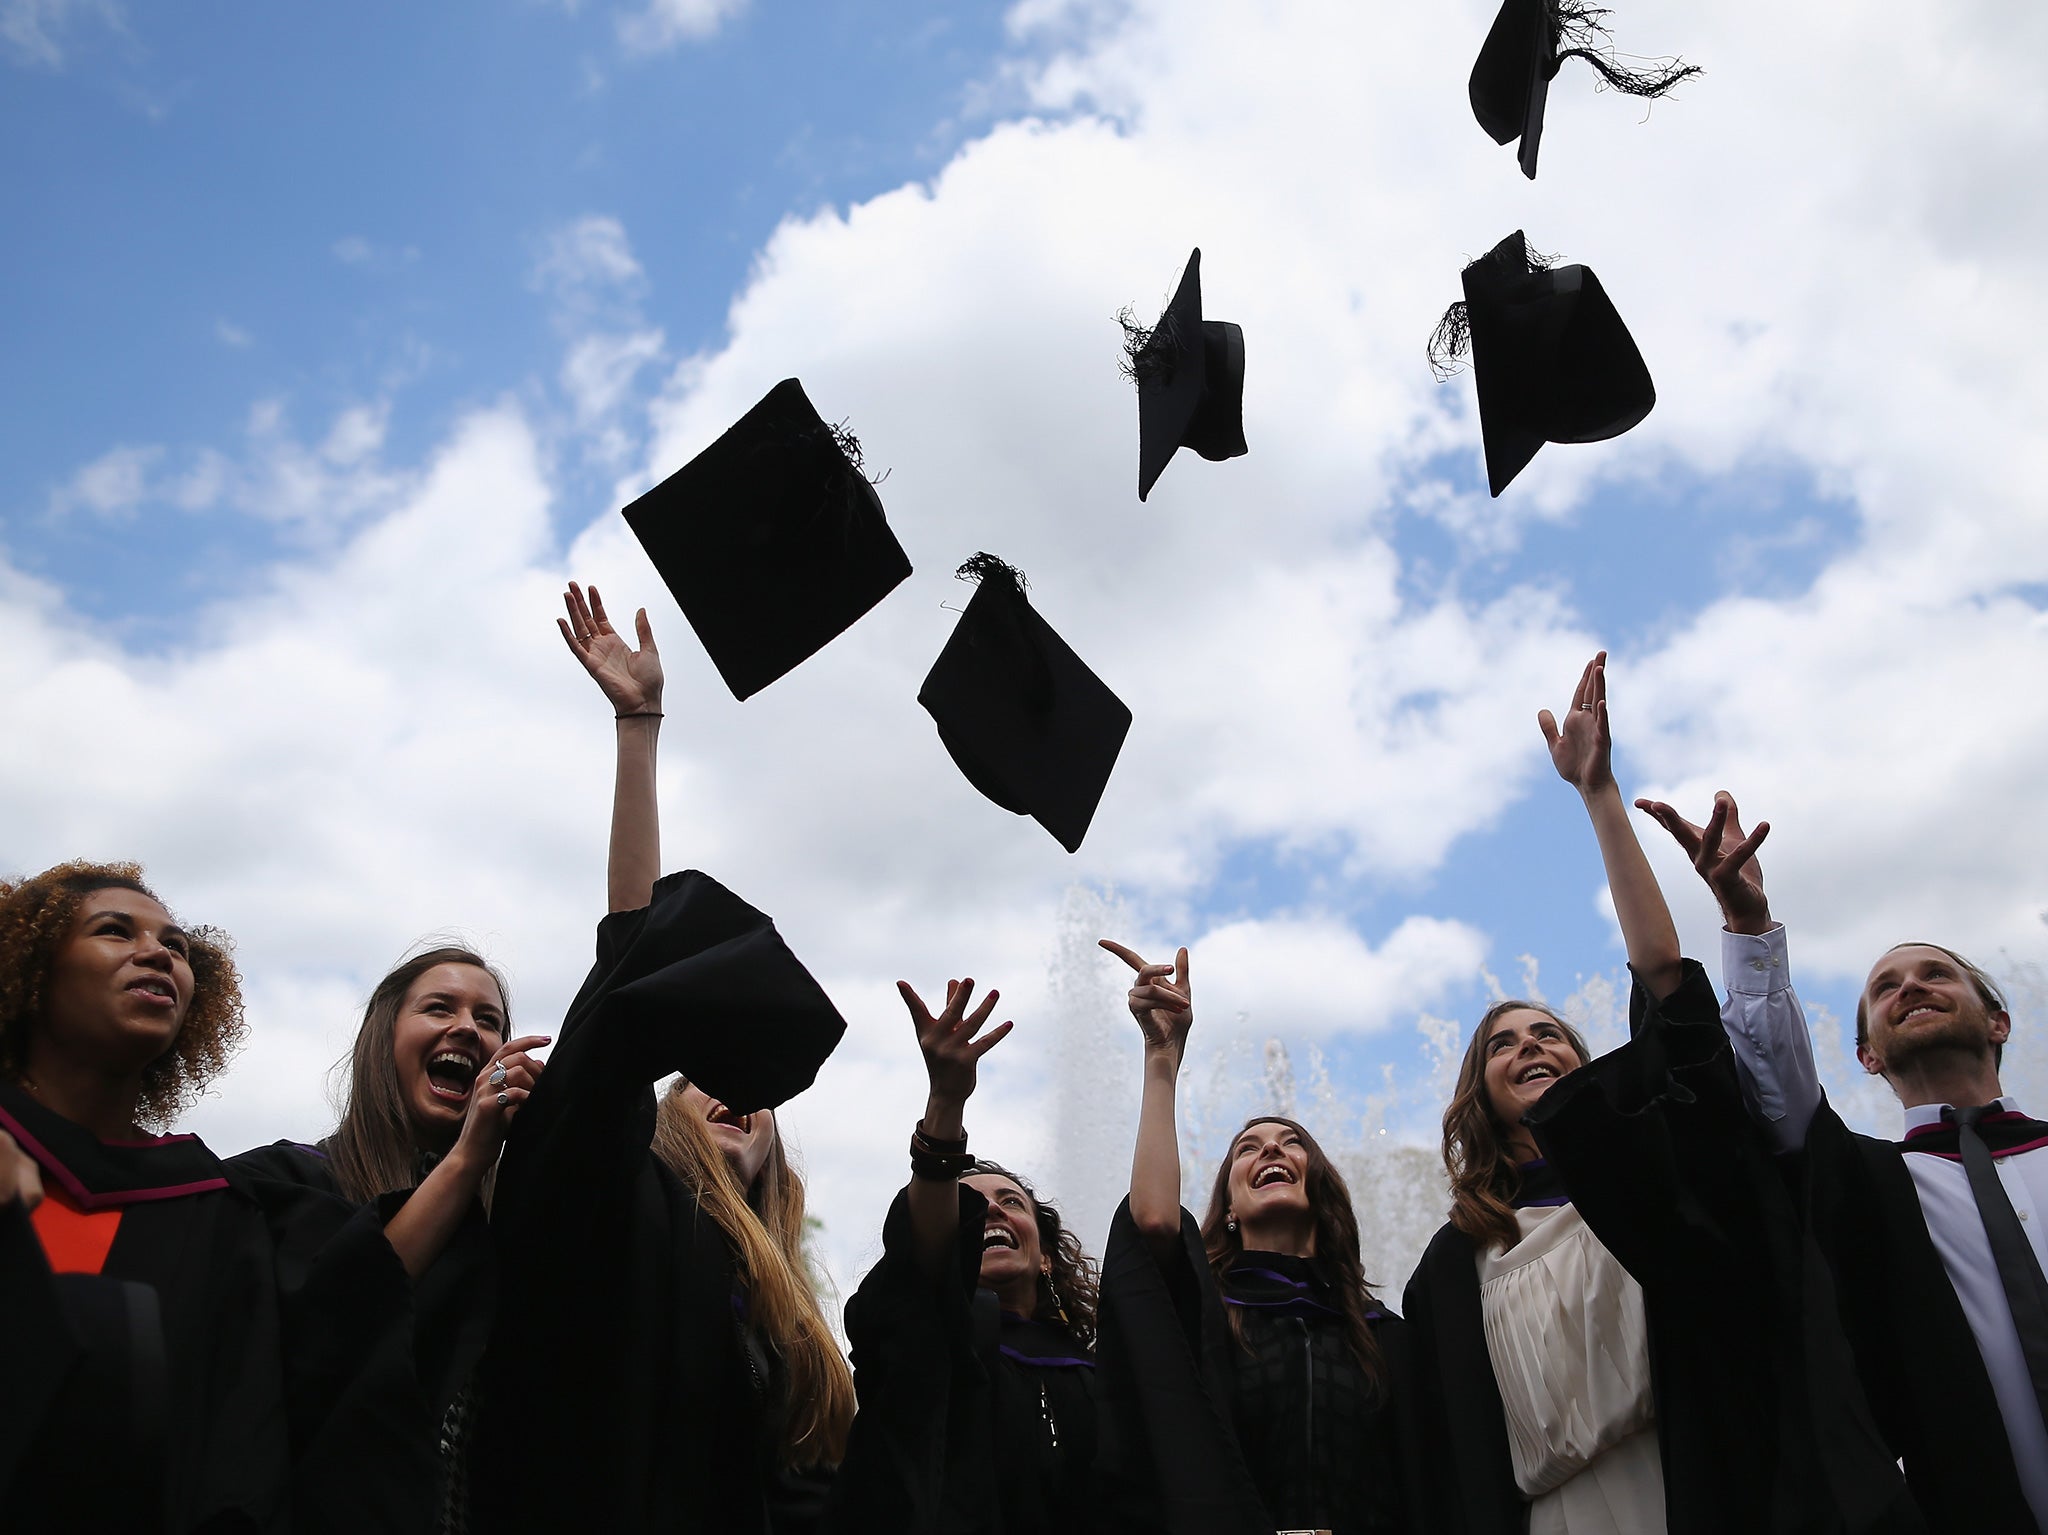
[1640,791,2044,1533]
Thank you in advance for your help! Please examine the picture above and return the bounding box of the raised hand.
[1100,940,1193,1060]
[0,1129,43,1211]
[898,978,1013,1112]
[1537,651,1615,798]
[559,582,664,718]
[1635,790,1773,934]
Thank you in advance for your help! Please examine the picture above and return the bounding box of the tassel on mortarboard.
[1123,249,1248,502]
[1429,231,1654,497]
[1470,0,1700,179]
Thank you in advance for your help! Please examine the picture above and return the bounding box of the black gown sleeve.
[1094,1197,1272,1535]
[1398,1223,1523,1535]
[830,1183,989,1535]
[1525,959,1927,1535]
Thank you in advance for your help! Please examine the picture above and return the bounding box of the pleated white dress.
[1477,1201,1665,1535]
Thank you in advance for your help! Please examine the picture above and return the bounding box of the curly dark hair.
[0,861,246,1130]
[967,1159,1101,1352]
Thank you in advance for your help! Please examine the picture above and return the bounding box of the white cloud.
[531,214,644,301]
[214,318,253,349]
[615,0,745,55]
[332,235,374,265]
[47,443,160,517]
[1190,914,1490,1038]
[561,327,665,426]
[1,0,120,68]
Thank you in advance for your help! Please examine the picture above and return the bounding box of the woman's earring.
[1225,1213,1238,1234]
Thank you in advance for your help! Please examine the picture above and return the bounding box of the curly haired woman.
[0,860,405,1531]
[830,975,1154,1534]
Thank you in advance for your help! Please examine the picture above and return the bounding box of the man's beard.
[1875,1005,1996,1074]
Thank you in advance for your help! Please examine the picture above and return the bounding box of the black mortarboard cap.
[1429,231,1655,497]
[622,378,912,700]
[1469,0,1700,180]
[557,868,847,1113]
[1124,249,1247,502]
[917,555,1132,853]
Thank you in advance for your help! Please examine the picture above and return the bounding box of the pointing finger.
[1098,939,1149,974]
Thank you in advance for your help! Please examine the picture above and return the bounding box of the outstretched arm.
[898,978,1013,1280]
[1540,652,1684,1001]
[559,582,664,914]
[1102,940,1193,1260]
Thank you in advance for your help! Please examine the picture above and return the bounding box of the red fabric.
[30,1187,123,1274]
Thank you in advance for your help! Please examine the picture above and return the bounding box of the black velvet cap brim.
[622,377,913,701]
[1470,0,1553,179]
[917,579,1133,854]
[1136,251,1211,502]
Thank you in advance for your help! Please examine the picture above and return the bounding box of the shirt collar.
[1901,1094,2020,1132]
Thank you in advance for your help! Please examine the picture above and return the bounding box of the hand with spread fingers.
[1100,940,1194,1064]
[560,581,664,719]
[0,1129,43,1212]
[1537,650,1615,799]
[1636,790,1775,936]
[898,978,1013,1121]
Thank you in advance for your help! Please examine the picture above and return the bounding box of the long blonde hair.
[651,1083,854,1469]
[1442,999,1590,1256]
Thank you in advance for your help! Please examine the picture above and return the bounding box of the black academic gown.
[0,1079,410,1535]
[1789,1104,2037,1533]
[1405,960,1927,1535]
[469,870,847,1535]
[833,1184,1156,1535]
[1098,1198,1416,1535]
[226,1140,496,1535]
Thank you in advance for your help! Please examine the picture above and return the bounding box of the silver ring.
[488,1065,508,1087]
[1577,703,1592,711]
[496,1091,509,1107]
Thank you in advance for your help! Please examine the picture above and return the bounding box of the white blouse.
[1477,1201,1665,1535]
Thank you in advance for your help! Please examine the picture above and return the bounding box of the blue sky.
[7,0,2045,1287]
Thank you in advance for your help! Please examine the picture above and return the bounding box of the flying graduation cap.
[918,555,1132,854]
[622,378,912,701]
[1122,248,1247,502]
[1428,230,1655,497]
[1469,0,1700,180]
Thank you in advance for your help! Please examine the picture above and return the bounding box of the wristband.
[909,1121,973,1181]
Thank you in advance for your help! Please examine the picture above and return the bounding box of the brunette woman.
[831,975,1153,1535]
[228,945,546,1533]
[470,583,850,1535]
[1100,942,1415,1535]
[1402,654,1911,1535]
[0,861,404,1532]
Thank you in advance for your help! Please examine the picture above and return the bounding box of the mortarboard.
[1469,0,1700,180]
[1428,230,1655,497]
[918,555,1132,854]
[622,378,912,701]
[1122,248,1247,502]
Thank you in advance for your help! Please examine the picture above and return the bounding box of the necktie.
[1943,1103,2048,1429]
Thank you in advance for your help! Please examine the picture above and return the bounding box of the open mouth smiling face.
[1228,1122,1311,1217]
[961,1172,1044,1289]
[1862,946,2008,1069]
[1483,1006,1582,1126]
[393,963,507,1137]
[676,1081,777,1191]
